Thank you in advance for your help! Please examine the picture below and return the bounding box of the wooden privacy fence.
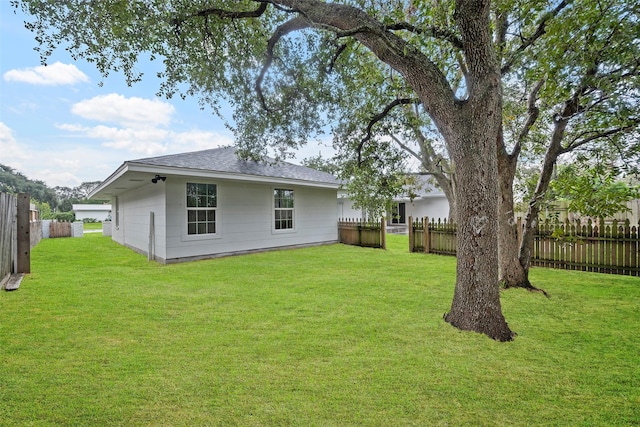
[531,218,640,275]
[0,193,16,286]
[338,218,386,249]
[409,216,456,256]
[409,216,640,276]
[30,220,42,248]
[0,192,33,288]
[49,221,72,238]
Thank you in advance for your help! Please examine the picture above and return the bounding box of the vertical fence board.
[408,216,415,252]
[0,193,17,286]
[49,221,72,238]
[16,193,30,274]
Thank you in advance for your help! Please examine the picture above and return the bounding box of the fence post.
[16,193,30,274]
[380,217,386,250]
[423,217,429,253]
[422,216,431,254]
[408,216,414,252]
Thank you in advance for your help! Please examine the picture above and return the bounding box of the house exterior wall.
[163,177,338,262]
[407,197,450,221]
[338,195,450,224]
[110,183,166,261]
[72,205,112,222]
[337,196,364,220]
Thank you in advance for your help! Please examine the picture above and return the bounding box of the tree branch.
[172,2,270,44]
[501,0,571,75]
[173,2,269,29]
[193,2,269,20]
[255,16,312,111]
[357,98,420,164]
[389,134,422,162]
[270,0,456,122]
[327,43,347,73]
[385,22,464,50]
[561,121,640,154]
[512,79,544,158]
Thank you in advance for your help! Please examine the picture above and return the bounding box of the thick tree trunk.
[497,135,530,288]
[519,143,563,276]
[519,99,575,284]
[443,123,513,341]
[496,80,544,292]
[282,0,513,340]
[438,0,513,341]
[497,153,529,286]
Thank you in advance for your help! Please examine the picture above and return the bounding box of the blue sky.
[0,4,333,188]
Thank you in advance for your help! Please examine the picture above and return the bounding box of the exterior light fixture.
[151,174,167,184]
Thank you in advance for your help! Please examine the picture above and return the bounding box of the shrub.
[53,211,75,222]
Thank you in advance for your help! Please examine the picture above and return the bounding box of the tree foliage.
[0,163,58,209]
[0,164,104,212]
[493,0,640,289]
[300,153,340,175]
[551,165,639,219]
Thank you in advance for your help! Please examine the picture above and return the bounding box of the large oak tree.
[19,0,572,341]
[320,0,639,290]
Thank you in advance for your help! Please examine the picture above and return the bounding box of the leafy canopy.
[13,0,640,216]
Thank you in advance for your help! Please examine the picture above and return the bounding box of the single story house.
[388,177,450,226]
[89,147,340,263]
[72,204,112,222]
[338,176,450,227]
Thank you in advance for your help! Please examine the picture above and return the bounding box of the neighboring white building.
[337,190,364,220]
[89,147,340,264]
[72,204,112,222]
[337,176,450,226]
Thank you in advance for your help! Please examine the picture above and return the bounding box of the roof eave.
[90,162,340,199]
[88,162,130,199]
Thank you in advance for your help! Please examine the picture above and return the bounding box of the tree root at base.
[502,281,550,298]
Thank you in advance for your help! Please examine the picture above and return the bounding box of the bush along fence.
[409,216,640,276]
[338,218,386,249]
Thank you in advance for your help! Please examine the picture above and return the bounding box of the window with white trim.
[186,183,217,235]
[274,189,294,230]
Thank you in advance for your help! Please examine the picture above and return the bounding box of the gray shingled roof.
[129,146,339,185]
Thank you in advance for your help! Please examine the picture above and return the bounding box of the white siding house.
[90,147,340,263]
[337,177,450,226]
[72,204,112,222]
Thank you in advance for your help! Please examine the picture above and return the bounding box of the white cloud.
[3,61,89,86]
[55,94,232,157]
[172,129,234,150]
[58,123,230,156]
[292,134,337,165]
[12,144,125,188]
[52,158,81,170]
[57,123,169,155]
[0,122,30,166]
[0,123,88,187]
[37,170,83,188]
[71,93,175,128]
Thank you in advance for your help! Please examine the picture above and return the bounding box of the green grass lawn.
[1,234,638,426]
[82,222,103,231]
